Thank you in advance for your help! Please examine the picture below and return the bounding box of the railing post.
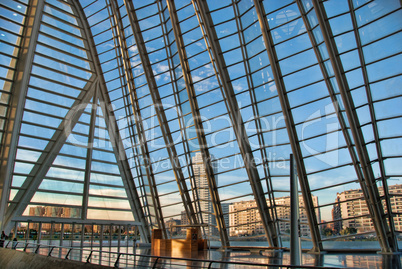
[86,250,93,263]
[23,243,28,252]
[290,154,301,266]
[114,253,121,268]
[65,248,72,260]
[152,257,160,269]
[35,244,40,253]
[48,246,54,257]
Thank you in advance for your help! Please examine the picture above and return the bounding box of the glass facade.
[0,0,401,253]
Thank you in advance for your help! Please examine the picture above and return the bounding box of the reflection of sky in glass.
[0,0,401,248]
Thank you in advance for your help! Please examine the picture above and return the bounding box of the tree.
[321,228,333,237]
[340,227,357,236]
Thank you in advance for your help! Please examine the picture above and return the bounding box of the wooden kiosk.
[151,225,208,255]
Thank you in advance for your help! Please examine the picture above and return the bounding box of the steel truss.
[121,0,199,234]
[166,0,230,247]
[254,0,322,252]
[192,0,279,247]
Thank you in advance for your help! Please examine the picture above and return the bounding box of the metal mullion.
[23,108,65,122]
[89,182,125,189]
[36,189,82,197]
[255,0,322,253]
[136,12,159,24]
[180,22,201,37]
[0,0,46,232]
[260,141,294,150]
[0,3,27,16]
[88,193,129,201]
[17,134,53,144]
[102,66,124,78]
[217,179,250,189]
[360,29,402,49]
[186,48,209,62]
[246,108,282,122]
[311,0,396,253]
[97,46,117,58]
[311,179,359,192]
[94,36,115,49]
[0,50,18,61]
[348,0,399,250]
[29,74,85,92]
[91,24,113,39]
[155,190,179,197]
[317,196,366,209]
[107,0,163,236]
[0,15,24,28]
[24,96,70,111]
[355,8,402,30]
[220,193,254,203]
[299,128,342,143]
[40,20,82,39]
[195,86,221,99]
[27,202,82,209]
[32,62,90,83]
[44,2,80,21]
[34,51,93,74]
[294,110,338,126]
[155,179,177,188]
[285,78,327,95]
[306,162,356,176]
[303,145,350,159]
[183,35,206,49]
[357,93,402,108]
[81,90,97,220]
[160,201,183,208]
[15,145,49,155]
[143,35,165,48]
[0,27,22,39]
[364,51,402,67]
[214,166,247,177]
[87,206,131,212]
[281,62,320,78]
[279,46,316,62]
[210,152,241,163]
[269,14,302,33]
[40,177,85,185]
[27,85,80,102]
[40,29,88,53]
[166,0,230,247]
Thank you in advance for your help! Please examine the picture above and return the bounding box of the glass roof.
[0,0,401,252]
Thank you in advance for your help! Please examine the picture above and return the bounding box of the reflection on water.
[15,239,402,268]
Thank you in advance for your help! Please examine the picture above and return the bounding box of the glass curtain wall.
[0,0,401,253]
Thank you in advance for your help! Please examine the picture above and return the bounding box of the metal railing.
[1,240,341,268]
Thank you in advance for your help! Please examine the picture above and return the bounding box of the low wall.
[0,248,110,269]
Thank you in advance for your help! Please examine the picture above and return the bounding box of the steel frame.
[346,0,398,251]
[103,0,165,239]
[73,0,151,242]
[254,0,322,253]
[3,78,96,231]
[0,0,45,231]
[295,0,369,248]
[122,0,199,231]
[81,88,98,220]
[155,1,207,232]
[166,0,230,247]
[192,0,279,247]
[311,0,396,253]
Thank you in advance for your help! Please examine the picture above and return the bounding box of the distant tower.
[192,152,217,236]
